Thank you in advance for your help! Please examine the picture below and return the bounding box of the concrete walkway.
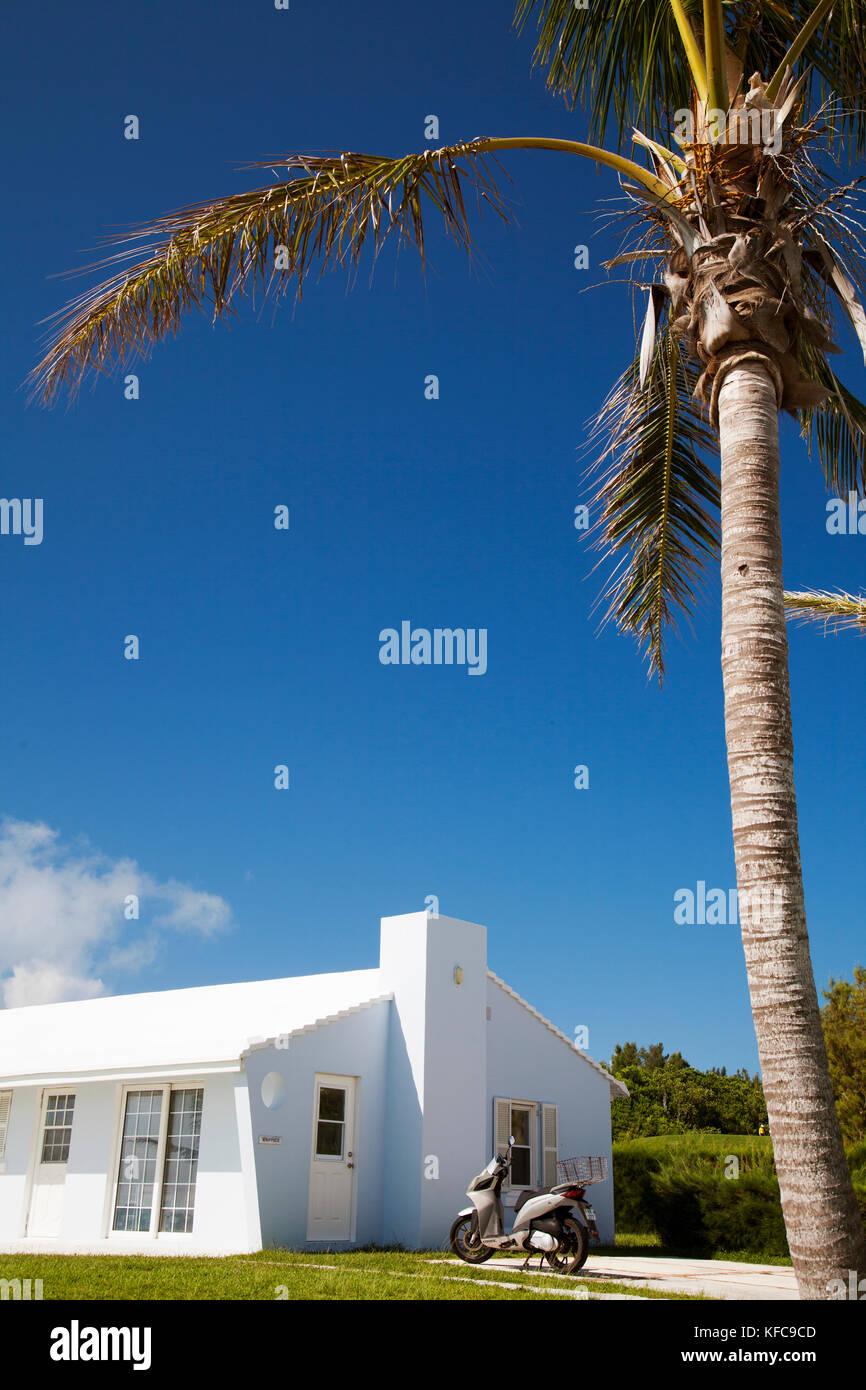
[474,1253,799,1300]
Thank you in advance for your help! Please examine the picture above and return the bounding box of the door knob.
[347,1162,354,1169]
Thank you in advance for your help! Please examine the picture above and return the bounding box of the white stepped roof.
[0,968,383,1085]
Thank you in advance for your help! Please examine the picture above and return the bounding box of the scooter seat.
[513,1187,550,1213]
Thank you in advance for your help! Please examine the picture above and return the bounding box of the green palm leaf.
[799,351,866,497]
[29,134,675,404]
[29,144,512,403]
[586,319,720,683]
[513,0,866,156]
[784,588,866,631]
[514,0,697,153]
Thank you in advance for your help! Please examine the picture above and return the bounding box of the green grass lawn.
[0,1247,706,1301]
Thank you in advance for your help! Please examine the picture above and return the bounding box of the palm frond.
[29,144,512,403]
[513,0,866,156]
[585,320,720,683]
[799,348,866,496]
[513,0,698,152]
[30,134,681,404]
[784,588,866,631]
[788,163,866,494]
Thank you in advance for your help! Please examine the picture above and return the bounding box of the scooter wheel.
[449,1215,494,1263]
[546,1217,589,1273]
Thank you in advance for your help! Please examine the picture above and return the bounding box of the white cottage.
[0,912,626,1253]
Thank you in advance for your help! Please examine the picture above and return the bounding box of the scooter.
[449,1143,606,1272]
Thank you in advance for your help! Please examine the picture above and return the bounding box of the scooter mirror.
[508,1135,515,1145]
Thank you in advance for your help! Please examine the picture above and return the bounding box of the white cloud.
[151,881,230,934]
[2,962,106,1010]
[0,819,233,1008]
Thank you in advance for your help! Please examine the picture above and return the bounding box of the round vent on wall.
[261,1071,288,1110]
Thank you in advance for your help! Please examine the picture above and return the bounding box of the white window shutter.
[494,1097,512,1191]
[0,1090,12,1160]
[494,1097,511,1154]
[542,1103,558,1187]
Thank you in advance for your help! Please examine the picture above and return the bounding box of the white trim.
[487,971,629,1099]
[240,994,393,1063]
[0,1060,239,1089]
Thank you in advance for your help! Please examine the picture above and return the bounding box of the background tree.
[609,1040,767,1137]
[29,0,866,1296]
[821,967,866,1145]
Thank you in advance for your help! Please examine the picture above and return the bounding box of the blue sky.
[1,0,864,1074]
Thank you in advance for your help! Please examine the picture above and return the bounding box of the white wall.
[179,1074,259,1251]
[380,913,487,1249]
[62,1082,123,1242]
[485,978,616,1242]
[244,1000,390,1249]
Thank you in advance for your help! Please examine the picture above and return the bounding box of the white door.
[27,1092,75,1238]
[306,1075,357,1241]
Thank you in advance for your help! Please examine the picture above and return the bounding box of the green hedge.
[613,1135,865,1255]
[646,1170,789,1256]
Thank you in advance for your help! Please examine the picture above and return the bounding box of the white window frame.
[108,1083,204,1238]
[509,1101,535,1189]
[493,1096,536,1192]
[38,1091,76,1164]
[0,1090,12,1163]
[311,1077,350,1163]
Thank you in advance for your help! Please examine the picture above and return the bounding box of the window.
[509,1104,532,1186]
[40,1094,75,1163]
[315,1085,346,1159]
[113,1090,163,1232]
[112,1087,203,1235]
[493,1097,558,1190]
[159,1089,203,1233]
[0,1090,12,1162]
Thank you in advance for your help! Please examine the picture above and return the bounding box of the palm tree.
[30,1,866,1296]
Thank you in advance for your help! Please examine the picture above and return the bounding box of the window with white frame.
[314,1085,347,1159]
[509,1103,533,1185]
[40,1093,75,1163]
[0,1090,12,1162]
[493,1097,558,1190]
[112,1086,203,1234]
[159,1089,203,1232]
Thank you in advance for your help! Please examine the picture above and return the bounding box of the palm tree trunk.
[718,358,866,1300]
